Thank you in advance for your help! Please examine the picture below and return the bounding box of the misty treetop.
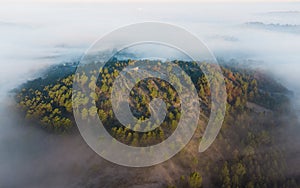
[14,59,298,188]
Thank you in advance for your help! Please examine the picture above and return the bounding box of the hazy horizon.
[1,2,300,92]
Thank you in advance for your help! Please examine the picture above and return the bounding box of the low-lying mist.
[0,97,93,187]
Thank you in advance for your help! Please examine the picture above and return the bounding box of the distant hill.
[244,22,300,34]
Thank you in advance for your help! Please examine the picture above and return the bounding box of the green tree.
[221,162,231,188]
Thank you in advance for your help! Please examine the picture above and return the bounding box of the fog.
[1,3,300,92]
[0,2,299,187]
